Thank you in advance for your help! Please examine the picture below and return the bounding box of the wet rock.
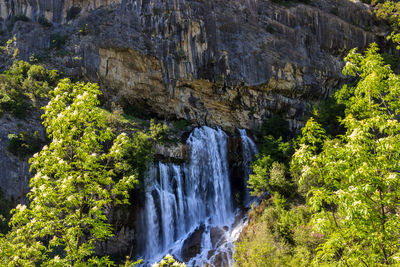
[207,249,216,260]
[210,227,226,248]
[211,251,232,267]
[181,225,205,262]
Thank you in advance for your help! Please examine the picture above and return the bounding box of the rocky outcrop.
[181,224,205,262]
[210,227,227,248]
[0,0,122,24]
[83,0,378,131]
[0,0,380,201]
[155,143,186,160]
[98,225,136,256]
[0,112,45,201]
[0,0,381,132]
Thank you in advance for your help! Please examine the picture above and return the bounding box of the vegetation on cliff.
[0,60,59,118]
[0,78,167,266]
[296,43,400,265]
[236,43,400,266]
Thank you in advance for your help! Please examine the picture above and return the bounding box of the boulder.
[181,225,205,262]
[210,227,226,248]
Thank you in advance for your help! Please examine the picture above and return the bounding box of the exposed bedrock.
[0,112,46,201]
[0,0,381,131]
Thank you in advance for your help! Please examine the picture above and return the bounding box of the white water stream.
[238,129,258,206]
[136,126,257,266]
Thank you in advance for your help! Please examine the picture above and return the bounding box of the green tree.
[0,79,137,266]
[0,189,13,234]
[310,97,345,137]
[7,131,42,158]
[259,114,290,140]
[234,196,319,267]
[151,254,186,267]
[292,43,400,265]
[248,154,274,196]
[0,60,60,117]
[248,134,294,197]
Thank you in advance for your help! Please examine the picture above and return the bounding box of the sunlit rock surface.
[0,0,380,131]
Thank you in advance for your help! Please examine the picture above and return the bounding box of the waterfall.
[136,126,257,266]
[185,126,233,227]
[140,163,187,259]
[238,129,258,206]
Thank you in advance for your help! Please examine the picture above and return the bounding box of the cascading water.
[238,129,259,206]
[136,126,257,266]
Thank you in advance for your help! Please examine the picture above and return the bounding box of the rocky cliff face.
[0,0,122,24]
[0,112,45,201]
[0,0,380,131]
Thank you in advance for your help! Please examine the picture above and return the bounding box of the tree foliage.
[372,0,400,49]
[292,43,400,265]
[248,127,294,198]
[151,254,186,267]
[239,42,400,266]
[0,79,137,266]
[234,197,319,267]
[7,131,43,158]
[0,189,13,234]
[310,97,345,137]
[0,60,59,117]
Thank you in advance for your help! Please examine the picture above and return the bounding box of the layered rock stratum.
[0,0,379,131]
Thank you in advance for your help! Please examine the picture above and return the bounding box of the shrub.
[29,54,39,63]
[260,114,290,140]
[259,135,293,164]
[46,69,60,86]
[6,60,31,77]
[7,131,42,158]
[269,162,293,196]
[152,254,186,267]
[0,60,59,117]
[79,24,88,35]
[38,16,52,27]
[382,52,398,69]
[310,96,345,137]
[27,65,46,81]
[0,88,28,118]
[50,33,67,49]
[106,108,124,128]
[235,199,319,267]
[249,156,294,197]
[173,119,190,131]
[249,114,294,198]
[248,155,273,196]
